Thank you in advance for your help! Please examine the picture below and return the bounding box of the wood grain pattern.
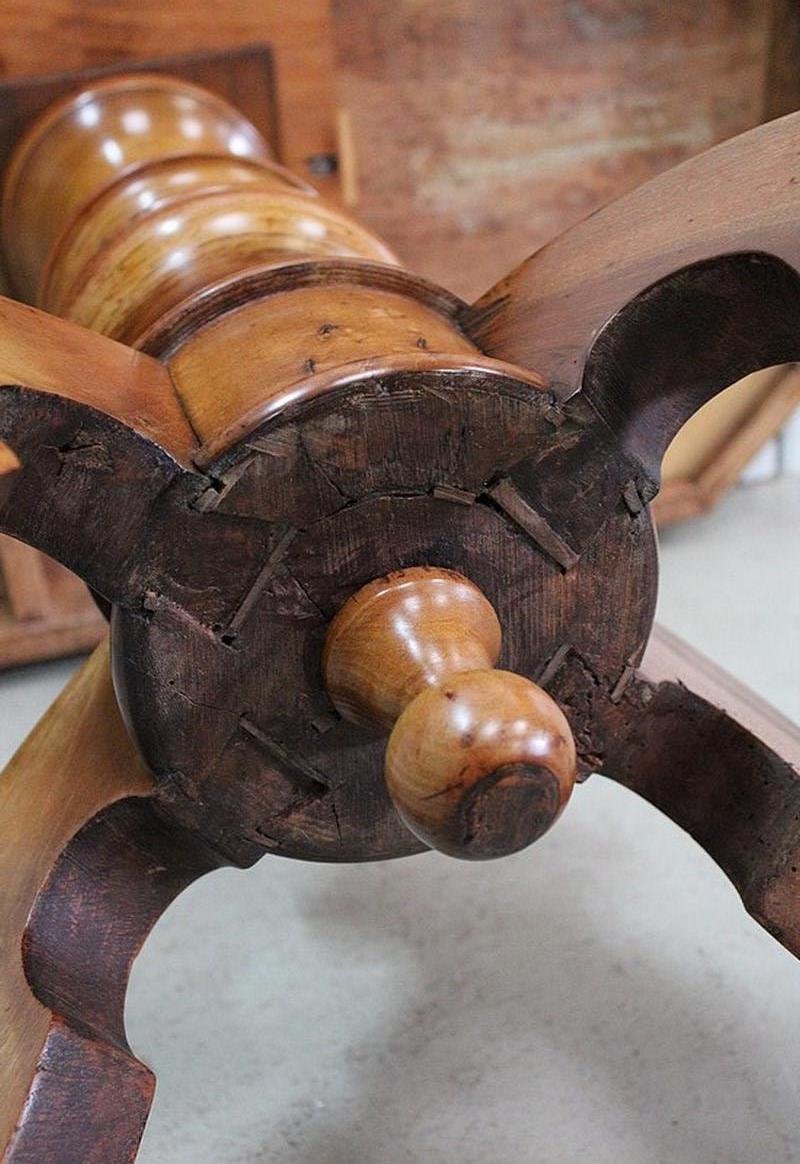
[1,54,799,1162]
[457,115,800,561]
[0,30,343,672]
[323,566,577,858]
[334,0,773,300]
[589,625,800,958]
[0,0,342,202]
[0,295,195,461]
[324,566,503,729]
[0,641,153,1156]
[3,73,272,303]
[465,111,800,395]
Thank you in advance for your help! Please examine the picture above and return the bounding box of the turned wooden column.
[2,62,800,1164]
[2,73,395,335]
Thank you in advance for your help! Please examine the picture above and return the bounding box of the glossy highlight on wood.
[324,567,576,858]
[3,74,271,303]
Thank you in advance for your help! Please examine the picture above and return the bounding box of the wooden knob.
[323,567,576,859]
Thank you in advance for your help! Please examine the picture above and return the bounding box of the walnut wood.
[1,63,799,1163]
[0,641,153,1157]
[0,297,197,602]
[323,566,575,859]
[585,625,800,958]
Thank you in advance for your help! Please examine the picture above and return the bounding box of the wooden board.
[654,365,800,525]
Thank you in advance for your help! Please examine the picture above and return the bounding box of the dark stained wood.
[589,625,800,958]
[111,366,653,865]
[0,642,153,1157]
[462,116,800,558]
[0,295,196,460]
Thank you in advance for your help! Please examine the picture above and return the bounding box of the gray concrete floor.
[1,479,798,1162]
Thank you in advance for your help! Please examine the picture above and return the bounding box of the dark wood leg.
[0,643,219,1164]
[591,625,800,959]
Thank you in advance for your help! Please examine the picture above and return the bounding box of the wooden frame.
[652,1,800,525]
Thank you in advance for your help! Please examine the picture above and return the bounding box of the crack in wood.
[238,715,329,794]
[536,642,572,687]
[225,525,298,634]
[431,483,477,506]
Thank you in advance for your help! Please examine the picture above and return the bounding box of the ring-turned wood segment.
[1,71,619,868]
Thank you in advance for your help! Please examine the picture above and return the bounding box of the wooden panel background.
[334,0,786,299]
[333,0,800,514]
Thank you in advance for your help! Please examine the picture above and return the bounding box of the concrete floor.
[1,479,798,1162]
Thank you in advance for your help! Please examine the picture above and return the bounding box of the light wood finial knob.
[323,567,576,859]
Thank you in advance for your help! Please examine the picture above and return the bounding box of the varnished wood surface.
[2,73,394,350]
[386,670,575,859]
[167,274,473,447]
[454,117,800,564]
[324,566,502,729]
[0,641,153,1155]
[0,295,196,462]
[42,155,314,315]
[0,42,797,1158]
[324,566,576,858]
[0,0,342,204]
[3,74,272,303]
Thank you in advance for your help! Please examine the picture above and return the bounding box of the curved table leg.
[0,640,220,1164]
[590,625,800,958]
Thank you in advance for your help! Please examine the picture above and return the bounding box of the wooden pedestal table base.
[0,73,798,1162]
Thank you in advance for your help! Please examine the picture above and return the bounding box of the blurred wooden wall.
[333,1,794,301]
